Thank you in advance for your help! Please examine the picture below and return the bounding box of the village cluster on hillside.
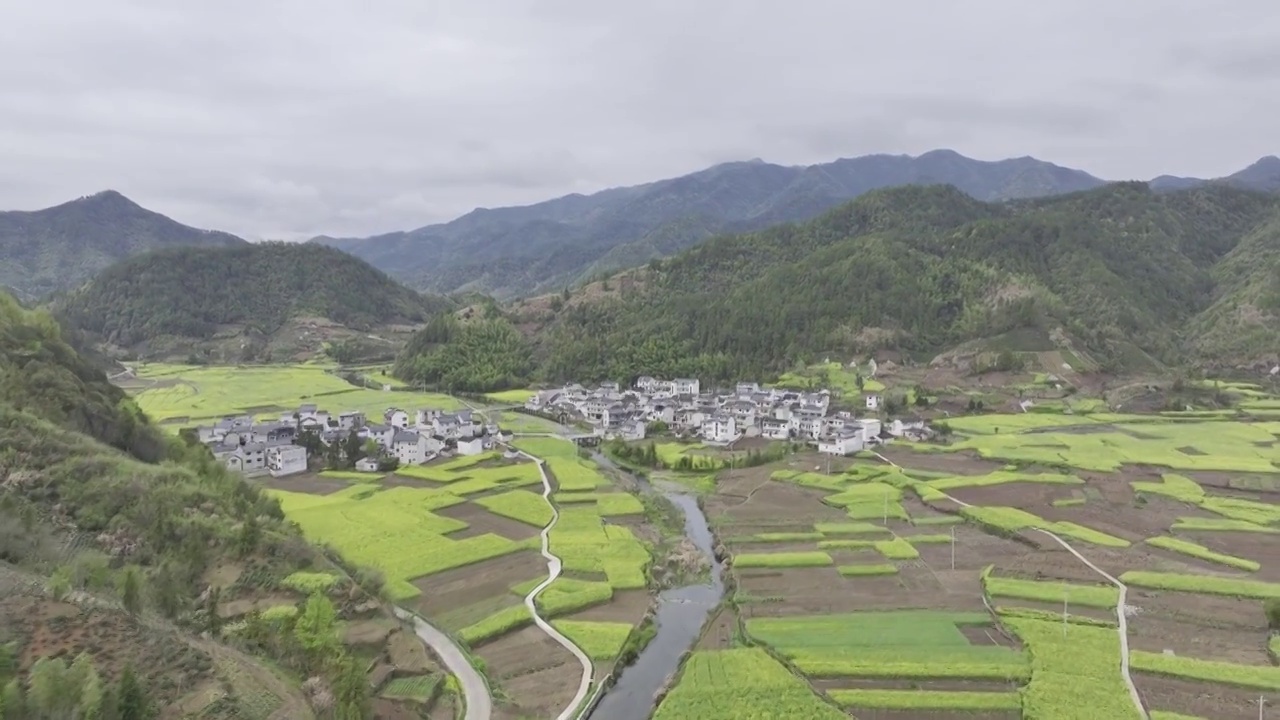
[525,376,931,455]
[194,405,505,477]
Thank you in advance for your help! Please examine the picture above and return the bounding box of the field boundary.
[871,450,1149,719]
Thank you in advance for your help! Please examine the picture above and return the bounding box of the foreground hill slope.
[493,182,1280,383]
[57,242,453,361]
[0,190,246,301]
[318,150,1108,298]
[0,291,461,718]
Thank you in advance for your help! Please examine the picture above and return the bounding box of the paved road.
[872,451,1149,719]
[518,452,594,720]
[394,607,492,720]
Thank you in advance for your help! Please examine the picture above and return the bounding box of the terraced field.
[660,408,1280,719]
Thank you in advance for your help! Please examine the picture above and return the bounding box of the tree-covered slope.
[0,190,246,301]
[57,241,452,348]
[503,182,1280,383]
[0,291,388,717]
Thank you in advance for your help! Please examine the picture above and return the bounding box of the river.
[586,456,725,720]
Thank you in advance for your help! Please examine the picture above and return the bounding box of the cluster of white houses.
[526,377,928,455]
[196,404,506,477]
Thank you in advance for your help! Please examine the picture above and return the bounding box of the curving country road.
[393,607,492,720]
[517,451,594,720]
[872,451,1148,719]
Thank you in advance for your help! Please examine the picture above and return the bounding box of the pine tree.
[119,567,143,617]
[115,666,152,720]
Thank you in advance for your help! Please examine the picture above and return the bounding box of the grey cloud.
[1,0,1278,239]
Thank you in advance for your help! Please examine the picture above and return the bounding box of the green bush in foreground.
[1143,536,1260,571]
[1120,571,1280,599]
[734,552,833,569]
[1130,650,1280,690]
[828,689,1020,711]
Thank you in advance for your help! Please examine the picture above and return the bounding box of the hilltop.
[56,242,453,363]
[317,150,1280,300]
[476,181,1280,386]
[0,190,245,301]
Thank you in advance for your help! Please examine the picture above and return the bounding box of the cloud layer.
[1,1,1277,238]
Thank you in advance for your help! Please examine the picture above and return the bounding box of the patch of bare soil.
[218,593,298,620]
[413,550,543,631]
[260,473,350,496]
[814,678,1019,692]
[436,502,540,542]
[1128,612,1271,665]
[694,606,738,650]
[877,446,1004,476]
[477,625,580,720]
[385,628,439,674]
[1125,591,1268,634]
[1134,675,1274,720]
[563,589,651,624]
[342,618,398,647]
[200,561,244,592]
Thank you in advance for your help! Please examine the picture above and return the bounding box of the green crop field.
[1131,651,1280,691]
[1000,613,1141,719]
[928,470,1085,491]
[836,564,898,576]
[380,675,441,702]
[982,570,1119,608]
[828,689,1021,711]
[394,454,544,495]
[813,521,889,535]
[548,504,649,589]
[458,605,533,645]
[280,571,339,594]
[318,470,384,481]
[1148,712,1208,720]
[1171,517,1278,533]
[483,388,536,404]
[1119,571,1280,599]
[960,506,1131,547]
[553,491,644,516]
[746,611,1028,681]
[520,576,615,617]
[1143,536,1260,571]
[652,648,845,720]
[130,362,461,423]
[873,538,920,560]
[550,620,633,660]
[474,489,554,527]
[269,483,532,600]
[734,552,833,569]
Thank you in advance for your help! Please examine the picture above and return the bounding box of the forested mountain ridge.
[56,242,452,361]
[0,291,393,717]
[0,190,246,301]
[450,182,1280,386]
[318,151,1280,300]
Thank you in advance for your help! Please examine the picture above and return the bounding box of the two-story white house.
[673,378,700,396]
[384,409,411,429]
[761,417,791,440]
[392,430,426,465]
[361,423,395,450]
[266,445,307,477]
[701,414,738,444]
[456,437,484,456]
[818,428,865,456]
[337,411,365,430]
[865,394,882,411]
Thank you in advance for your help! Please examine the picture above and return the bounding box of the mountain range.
[0,190,244,301]
[316,150,1280,299]
[387,180,1280,392]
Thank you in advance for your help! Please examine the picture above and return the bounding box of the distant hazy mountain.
[0,190,246,301]
[1150,156,1280,193]
[315,150,1109,299]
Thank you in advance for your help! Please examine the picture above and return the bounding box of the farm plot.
[652,648,845,720]
[130,362,461,422]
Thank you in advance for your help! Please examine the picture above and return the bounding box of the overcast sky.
[2,1,1277,240]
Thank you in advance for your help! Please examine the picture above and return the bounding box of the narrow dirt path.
[517,452,594,720]
[871,450,1148,719]
[392,607,492,720]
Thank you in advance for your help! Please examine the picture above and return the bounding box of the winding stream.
[587,456,725,720]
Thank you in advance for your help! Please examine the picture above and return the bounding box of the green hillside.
[479,182,1280,385]
[56,241,452,359]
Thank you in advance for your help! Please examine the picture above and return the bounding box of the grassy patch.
[483,388,536,404]
[960,506,1131,547]
[1143,536,1260,571]
[474,489,553,527]
[837,564,898,576]
[381,675,440,702]
[1119,571,1280,599]
[280,571,339,594]
[652,648,845,720]
[550,620,633,661]
[814,521,889,534]
[828,689,1020,711]
[734,552,833,569]
[1131,650,1280,690]
[982,570,1118,608]
[318,470,384,481]
[1000,612,1141,719]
